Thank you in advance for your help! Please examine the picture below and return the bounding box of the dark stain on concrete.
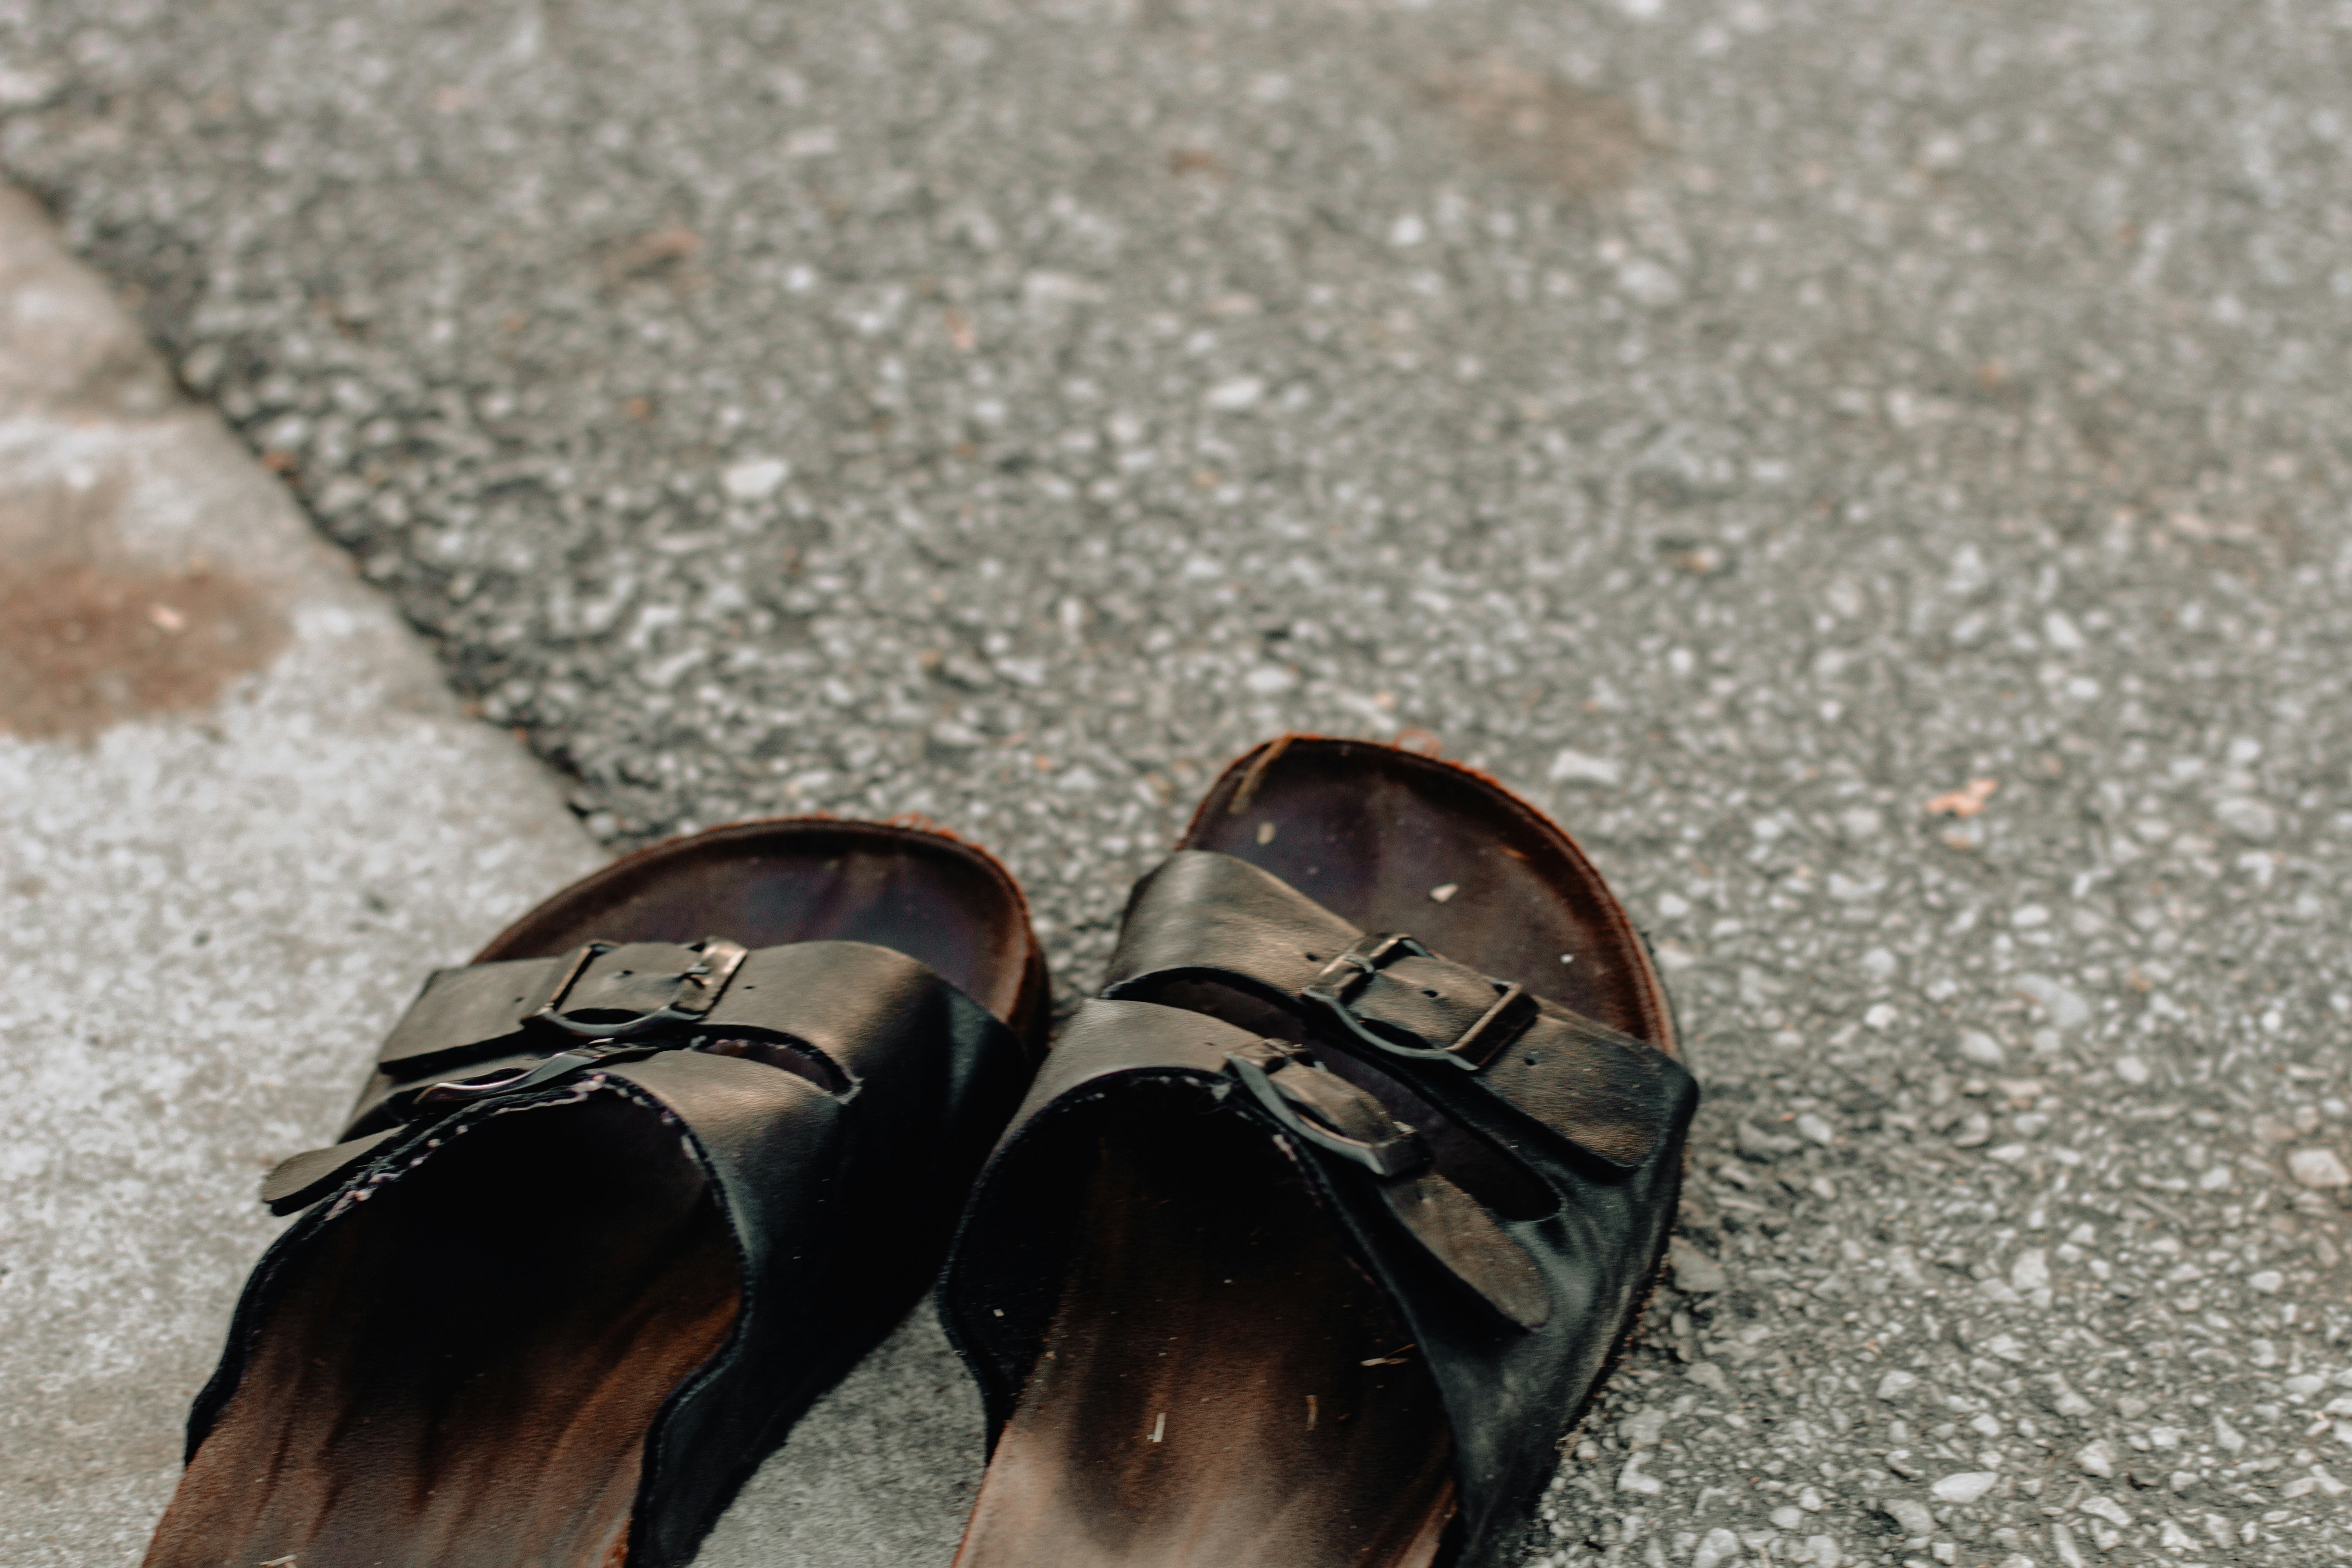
[0,475,287,743]
[1418,56,1650,198]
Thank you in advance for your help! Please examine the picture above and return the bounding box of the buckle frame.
[1224,1050,1430,1179]
[1300,933,1530,1071]
[527,937,749,1040]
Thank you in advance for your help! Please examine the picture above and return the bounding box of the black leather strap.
[987,999,1550,1330]
[261,937,1021,1215]
[945,851,1698,1568]
[378,938,906,1079]
[1232,1037,1547,1325]
[1102,851,1682,1169]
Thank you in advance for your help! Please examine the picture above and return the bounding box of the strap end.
[258,1126,401,1215]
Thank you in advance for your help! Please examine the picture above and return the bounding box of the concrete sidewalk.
[0,187,990,1566]
[0,181,604,1559]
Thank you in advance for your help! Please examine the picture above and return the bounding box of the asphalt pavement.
[4,1,2351,1564]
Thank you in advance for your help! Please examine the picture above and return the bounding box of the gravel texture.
[5,1,2352,1564]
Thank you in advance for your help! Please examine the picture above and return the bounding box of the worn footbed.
[147,818,1042,1568]
[956,738,1674,1568]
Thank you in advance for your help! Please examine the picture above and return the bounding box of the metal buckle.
[1225,1050,1430,1179]
[527,937,749,1040]
[1300,933,1530,1071]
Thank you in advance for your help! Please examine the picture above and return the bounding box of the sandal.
[940,736,1696,1568]
[144,817,1049,1568]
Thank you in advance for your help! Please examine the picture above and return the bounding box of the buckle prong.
[527,937,749,1040]
[1225,1051,1430,1179]
[1300,933,1529,1070]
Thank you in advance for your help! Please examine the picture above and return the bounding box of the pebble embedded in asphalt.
[4,0,2351,1565]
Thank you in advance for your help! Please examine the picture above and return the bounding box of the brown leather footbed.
[955,737,1673,1568]
[478,817,1044,1030]
[953,1094,1456,1568]
[148,816,1045,1568]
[1185,738,1674,1054]
[147,1098,738,1568]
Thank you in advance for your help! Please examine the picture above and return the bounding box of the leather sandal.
[145,817,1049,1568]
[939,736,1696,1568]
